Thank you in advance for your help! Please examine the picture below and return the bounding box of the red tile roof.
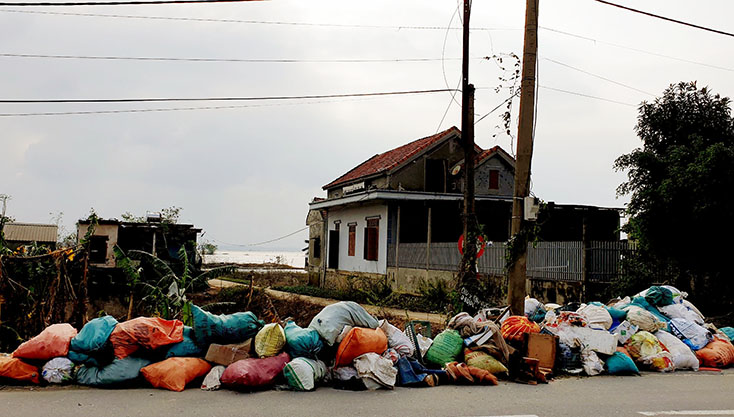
[323,126,461,190]
[476,145,516,165]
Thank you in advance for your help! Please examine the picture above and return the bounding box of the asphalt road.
[2,370,734,417]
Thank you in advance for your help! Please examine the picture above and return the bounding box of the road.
[2,370,733,417]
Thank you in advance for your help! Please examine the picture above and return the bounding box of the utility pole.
[459,0,478,290]
[507,0,539,315]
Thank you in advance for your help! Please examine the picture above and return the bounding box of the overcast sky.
[1,0,733,250]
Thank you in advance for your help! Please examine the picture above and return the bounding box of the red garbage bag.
[0,356,40,384]
[12,323,77,361]
[500,316,540,342]
[221,352,290,388]
[109,317,184,359]
[696,338,734,368]
[335,327,388,367]
[141,357,212,392]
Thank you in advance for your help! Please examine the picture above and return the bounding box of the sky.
[1,0,733,251]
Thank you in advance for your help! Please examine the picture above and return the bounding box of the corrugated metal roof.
[3,223,58,243]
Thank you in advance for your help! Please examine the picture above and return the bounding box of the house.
[2,222,58,250]
[306,127,621,293]
[76,217,201,269]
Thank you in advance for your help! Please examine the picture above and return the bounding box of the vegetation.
[614,81,734,310]
[121,205,182,224]
[198,240,217,255]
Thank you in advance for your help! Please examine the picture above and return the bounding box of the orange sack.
[500,316,540,342]
[0,357,40,384]
[334,327,387,367]
[12,323,77,361]
[695,339,734,368]
[141,357,212,392]
[109,317,184,359]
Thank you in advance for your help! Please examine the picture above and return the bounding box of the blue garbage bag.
[605,351,639,375]
[70,316,118,353]
[284,321,323,359]
[68,350,101,367]
[165,326,205,358]
[76,356,152,387]
[191,304,264,345]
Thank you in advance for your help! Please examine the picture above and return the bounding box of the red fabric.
[220,352,290,388]
[141,358,211,392]
[12,323,77,361]
[109,317,184,359]
[334,327,387,367]
[0,357,40,384]
[500,316,540,342]
[696,339,734,368]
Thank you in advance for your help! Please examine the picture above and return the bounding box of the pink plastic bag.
[221,352,290,388]
[13,323,77,361]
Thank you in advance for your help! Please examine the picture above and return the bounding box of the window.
[89,235,108,264]
[363,218,379,261]
[312,237,321,259]
[348,223,356,256]
[489,169,500,190]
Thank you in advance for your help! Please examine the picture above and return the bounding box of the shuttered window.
[489,169,499,190]
[363,218,379,261]
[348,224,356,256]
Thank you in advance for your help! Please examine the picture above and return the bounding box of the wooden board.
[525,333,557,370]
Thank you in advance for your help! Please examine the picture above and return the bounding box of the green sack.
[70,316,118,353]
[605,306,627,322]
[284,321,323,359]
[645,286,674,307]
[425,329,464,368]
[76,356,152,387]
[191,305,264,346]
[719,327,734,342]
[605,351,639,375]
[165,326,205,358]
[629,297,670,324]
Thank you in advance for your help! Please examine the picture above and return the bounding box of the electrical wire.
[542,57,654,96]
[0,0,262,6]
[0,88,457,104]
[210,226,309,247]
[474,90,520,125]
[594,0,734,38]
[439,4,462,131]
[539,85,636,107]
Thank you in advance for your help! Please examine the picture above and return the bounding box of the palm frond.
[128,249,174,277]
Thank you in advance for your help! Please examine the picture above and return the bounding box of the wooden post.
[508,0,540,315]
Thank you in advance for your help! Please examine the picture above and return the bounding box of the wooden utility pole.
[507,0,539,315]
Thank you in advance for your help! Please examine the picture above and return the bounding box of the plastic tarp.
[76,357,152,387]
[165,326,205,358]
[201,365,226,391]
[283,357,327,391]
[654,330,699,371]
[220,352,290,389]
[378,320,413,357]
[70,316,118,353]
[668,318,712,350]
[283,321,323,359]
[141,357,212,392]
[191,305,264,346]
[42,357,75,384]
[353,352,397,389]
[0,356,39,384]
[308,301,379,346]
[695,338,734,368]
[334,327,387,367]
[577,304,613,330]
[625,331,675,372]
[254,323,286,358]
[604,351,639,375]
[424,329,464,367]
[13,323,77,361]
[500,316,540,342]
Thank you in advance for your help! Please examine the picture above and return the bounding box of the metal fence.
[388,240,637,283]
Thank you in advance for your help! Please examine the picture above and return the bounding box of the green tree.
[614,82,734,309]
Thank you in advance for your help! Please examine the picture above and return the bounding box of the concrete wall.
[387,266,455,294]
[326,204,388,275]
[475,155,514,197]
[77,223,119,268]
[388,137,464,192]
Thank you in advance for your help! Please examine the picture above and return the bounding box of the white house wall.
[327,204,388,275]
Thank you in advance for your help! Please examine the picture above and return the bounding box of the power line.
[0,0,262,6]
[594,0,734,38]
[0,88,457,104]
[210,226,309,248]
[0,52,467,64]
[539,85,636,107]
[541,57,655,96]
[474,90,519,125]
[0,9,520,31]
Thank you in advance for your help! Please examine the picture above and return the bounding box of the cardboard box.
[525,333,558,370]
[205,339,252,366]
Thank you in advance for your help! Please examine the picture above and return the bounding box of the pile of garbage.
[1,285,732,392]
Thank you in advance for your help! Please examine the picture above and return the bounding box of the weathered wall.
[76,223,119,268]
[474,155,514,197]
[386,266,455,294]
[326,204,388,275]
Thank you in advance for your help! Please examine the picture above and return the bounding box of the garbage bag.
[109,317,184,359]
[424,329,464,367]
[501,316,540,342]
[624,306,666,333]
[719,327,734,342]
[644,286,674,307]
[464,348,508,374]
[654,330,699,370]
[308,301,379,346]
[0,356,40,384]
[577,304,613,330]
[659,303,705,326]
[381,348,400,364]
[191,304,264,346]
[524,297,543,316]
[334,327,387,367]
[581,349,605,376]
[141,357,212,392]
[220,351,290,389]
[201,365,225,391]
[76,356,152,387]
[444,361,498,385]
[602,305,627,322]
[353,352,397,389]
[13,323,77,361]
[67,350,102,367]
[378,319,413,357]
[395,356,446,386]
[668,318,712,351]
[695,338,734,368]
[165,326,205,358]
[332,366,367,391]
[629,297,670,324]
[604,351,639,375]
[42,357,75,384]
[682,299,705,321]
[70,316,118,353]
[544,311,588,328]
[283,357,327,391]
[254,323,286,358]
[625,331,674,372]
[283,321,323,359]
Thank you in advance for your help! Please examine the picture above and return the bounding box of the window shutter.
[363,228,369,259]
[489,169,499,190]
